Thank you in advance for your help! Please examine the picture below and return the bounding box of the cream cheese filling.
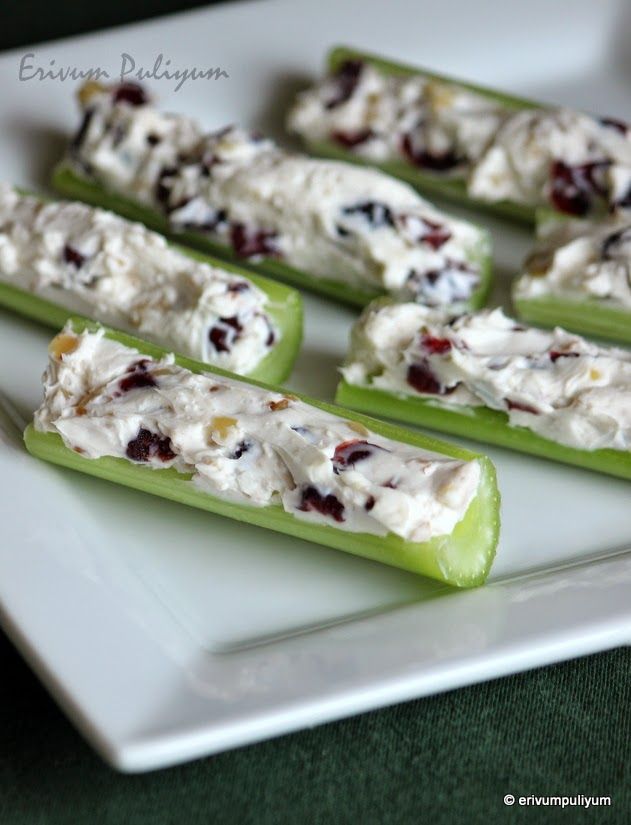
[34,327,481,543]
[514,218,631,309]
[0,185,277,374]
[342,302,631,452]
[288,61,631,215]
[67,83,486,306]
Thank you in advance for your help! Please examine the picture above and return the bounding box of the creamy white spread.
[0,185,277,375]
[67,81,487,306]
[288,60,631,216]
[34,327,481,542]
[342,302,631,452]
[514,217,631,309]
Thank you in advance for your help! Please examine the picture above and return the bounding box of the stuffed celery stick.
[24,321,500,587]
[336,301,631,480]
[0,185,302,383]
[513,210,631,344]
[52,81,492,310]
[288,45,631,222]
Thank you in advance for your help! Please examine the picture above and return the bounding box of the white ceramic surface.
[0,0,629,772]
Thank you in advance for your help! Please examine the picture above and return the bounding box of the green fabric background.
[0,2,630,822]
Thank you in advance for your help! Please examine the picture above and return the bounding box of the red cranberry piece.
[325,60,363,110]
[332,439,380,473]
[113,83,148,107]
[126,428,176,462]
[407,361,443,394]
[399,215,452,250]
[421,219,451,250]
[364,495,376,512]
[401,134,461,171]
[331,128,374,148]
[119,360,157,393]
[506,399,539,414]
[146,133,161,146]
[230,224,279,259]
[549,160,611,216]
[420,334,452,355]
[63,244,86,268]
[227,281,250,294]
[208,316,243,353]
[299,486,345,522]
[341,201,394,229]
[550,350,580,363]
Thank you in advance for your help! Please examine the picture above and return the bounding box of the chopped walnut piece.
[269,398,291,411]
[211,416,237,439]
[77,80,107,106]
[49,333,79,359]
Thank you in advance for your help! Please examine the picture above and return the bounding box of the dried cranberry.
[341,201,394,229]
[113,83,148,107]
[332,439,379,473]
[118,360,157,393]
[126,428,176,462]
[407,361,443,394]
[227,281,250,294]
[549,160,610,216]
[421,219,451,250]
[325,60,363,110]
[549,350,580,363]
[399,214,452,250]
[230,223,279,258]
[208,316,243,353]
[506,399,539,414]
[364,495,376,512]
[420,334,452,355]
[331,128,374,148]
[299,486,345,522]
[63,245,86,268]
[401,134,461,171]
[146,133,162,146]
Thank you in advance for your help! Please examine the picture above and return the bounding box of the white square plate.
[0,0,630,772]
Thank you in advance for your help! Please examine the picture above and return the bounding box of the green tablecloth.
[1,632,629,823]
[1,3,630,822]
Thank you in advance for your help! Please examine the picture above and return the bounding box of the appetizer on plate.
[52,81,492,310]
[0,186,302,382]
[336,301,631,479]
[513,211,631,344]
[24,322,500,587]
[288,46,631,222]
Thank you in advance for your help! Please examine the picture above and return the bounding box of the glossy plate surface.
[0,0,629,772]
